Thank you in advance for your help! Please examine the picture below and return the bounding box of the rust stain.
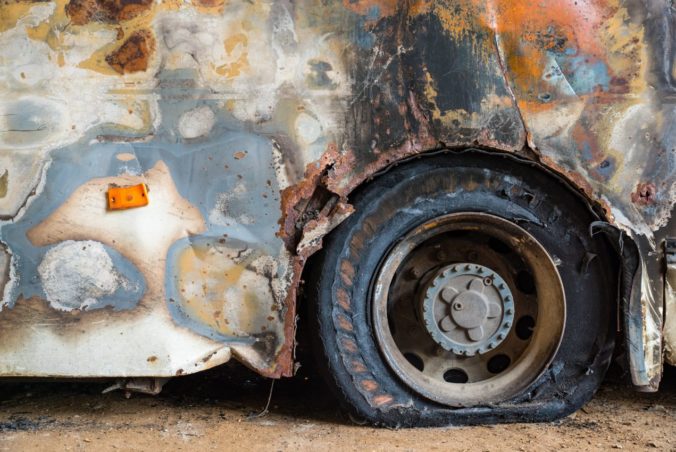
[262,255,303,378]
[105,29,155,74]
[631,183,657,206]
[277,143,342,252]
[342,0,398,17]
[192,0,224,10]
[65,0,153,26]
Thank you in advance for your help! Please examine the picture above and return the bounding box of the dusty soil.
[0,364,673,451]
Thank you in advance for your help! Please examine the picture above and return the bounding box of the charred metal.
[0,0,673,394]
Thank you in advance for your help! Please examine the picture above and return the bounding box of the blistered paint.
[0,1,673,384]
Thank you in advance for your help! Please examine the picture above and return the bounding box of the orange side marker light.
[107,183,149,210]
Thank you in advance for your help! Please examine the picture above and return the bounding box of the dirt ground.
[0,363,673,451]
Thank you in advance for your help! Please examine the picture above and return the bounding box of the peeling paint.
[0,0,673,386]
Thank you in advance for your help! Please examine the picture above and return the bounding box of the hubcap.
[421,263,515,356]
[371,213,565,407]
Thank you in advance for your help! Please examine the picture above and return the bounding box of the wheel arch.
[286,146,658,390]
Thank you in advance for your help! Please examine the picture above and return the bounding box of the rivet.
[465,264,471,270]
[506,309,513,315]
[497,333,505,340]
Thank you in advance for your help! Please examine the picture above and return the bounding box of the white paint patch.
[208,192,235,227]
[178,106,216,139]
[608,202,655,248]
[38,240,121,311]
[208,183,252,226]
[0,245,18,311]
[294,112,321,144]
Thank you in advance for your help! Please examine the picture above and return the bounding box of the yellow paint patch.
[174,243,275,337]
[214,33,249,78]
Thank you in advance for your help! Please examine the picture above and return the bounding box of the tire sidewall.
[312,153,615,426]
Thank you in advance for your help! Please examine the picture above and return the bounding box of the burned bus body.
[0,0,673,425]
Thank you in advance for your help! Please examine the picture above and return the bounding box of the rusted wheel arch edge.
[275,145,636,382]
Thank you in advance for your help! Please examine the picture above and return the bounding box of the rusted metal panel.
[0,1,673,384]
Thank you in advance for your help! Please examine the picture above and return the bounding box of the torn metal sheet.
[666,238,676,366]
[0,1,673,386]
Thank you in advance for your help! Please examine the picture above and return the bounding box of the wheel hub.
[421,263,515,356]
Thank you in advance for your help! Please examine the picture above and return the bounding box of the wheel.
[306,150,616,427]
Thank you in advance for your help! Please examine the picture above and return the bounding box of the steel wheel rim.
[372,212,566,406]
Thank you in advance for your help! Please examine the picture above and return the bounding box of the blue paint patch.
[164,235,256,345]
[554,54,611,94]
[595,157,616,181]
[0,143,147,311]
[352,17,376,49]
[367,5,381,21]
[0,69,284,345]
[580,141,594,161]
